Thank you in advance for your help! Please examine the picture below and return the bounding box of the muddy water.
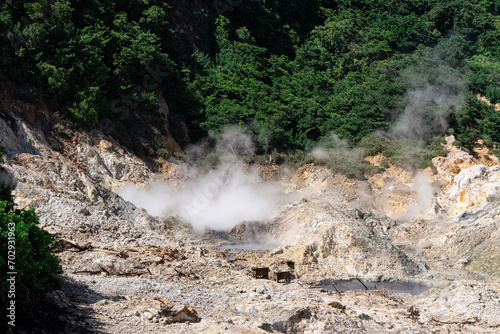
[321,279,430,295]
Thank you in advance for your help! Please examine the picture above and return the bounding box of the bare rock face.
[0,107,183,252]
[271,200,427,280]
[442,164,500,217]
[432,135,479,189]
[76,133,154,192]
[0,112,53,157]
[449,201,500,277]
[419,163,500,277]
[0,116,25,155]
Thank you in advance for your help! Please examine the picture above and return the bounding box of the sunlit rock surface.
[1,105,500,333]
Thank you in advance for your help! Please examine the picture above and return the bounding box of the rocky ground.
[1,98,500,333]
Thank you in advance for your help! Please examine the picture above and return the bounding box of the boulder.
[142,298,199,324]
[169,305,200,323]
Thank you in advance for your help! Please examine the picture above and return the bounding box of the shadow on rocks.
[3,276,108,334]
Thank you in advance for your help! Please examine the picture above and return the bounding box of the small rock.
[256,286,268,294]
[169,305,200,323]
[99,140,113,150]
[152,256,164,263]
[288,308,311,323]
[142,310,155,321]
[325,299,346,310]
[271,248,284,255]
[87,186,100,203]
[96,299,109,306]
[245,306,258,313]
[79,208,91,216]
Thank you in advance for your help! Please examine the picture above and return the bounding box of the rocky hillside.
[1,97,500,333]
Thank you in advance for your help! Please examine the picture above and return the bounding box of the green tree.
[0,143,62,306]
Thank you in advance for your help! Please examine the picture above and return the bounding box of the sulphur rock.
[169,305,200,323]
[442,164,500,216]
[99,140,113,150]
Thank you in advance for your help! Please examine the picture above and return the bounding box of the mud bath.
[320,279,430,295]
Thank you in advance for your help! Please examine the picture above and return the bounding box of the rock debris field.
[1,112,500,333]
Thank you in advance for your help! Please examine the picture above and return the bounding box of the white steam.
[390,83,465,141]
[311,134,365,163]
[119,128,284,233]
[401,172,435,220]
[391,46,467,141]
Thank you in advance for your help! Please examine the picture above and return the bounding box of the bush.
[489,149,500,159]
[359,133,393,156]
[419,136,448,168]
[323,154,380,179]
[156,148,170,159]
[482,135,494,148]
[271,152,285,164]
[359,135,447,170]
[283,150,314,169]
[0,145,62,306]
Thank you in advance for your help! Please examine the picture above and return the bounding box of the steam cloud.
[400,172,435,220]
[309,43,466,218]
[121,42,465,228]
[311,134,365,163]
[390,78,466,141]
[391,44,467,141]
[387,46,466,218]
[118,128,284,233]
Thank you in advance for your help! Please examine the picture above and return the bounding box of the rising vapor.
[118,128,285,233]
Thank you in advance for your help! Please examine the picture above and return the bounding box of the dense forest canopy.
[0,0,499,164]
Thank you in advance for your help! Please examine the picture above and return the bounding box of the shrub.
[156,148,170,159]
[283,150,314,169]
[359,133,393,156]
[482,135,494,148]
[419,136,448,168]
[325,154,380,179]
[0,144,62,306]
[271,152,285,164]
[489,149,500,159]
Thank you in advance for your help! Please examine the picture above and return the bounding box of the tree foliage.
[0,143,62,306]
[1,0,499,159]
